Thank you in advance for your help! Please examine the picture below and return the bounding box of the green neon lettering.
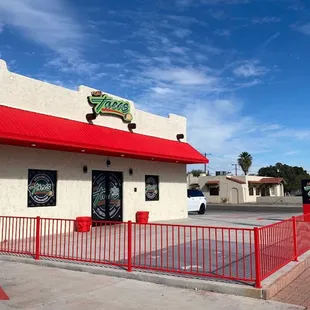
[88,92,133,122]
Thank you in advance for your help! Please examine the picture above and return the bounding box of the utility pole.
[203,153,212,174]
[231,163,238,176]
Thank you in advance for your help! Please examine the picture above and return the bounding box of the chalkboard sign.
[301,179,310,205]
[28,169,57,207]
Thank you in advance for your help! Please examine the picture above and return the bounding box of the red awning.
[249,178,283,185]
[206,180,220,185]
[0,105,209,164]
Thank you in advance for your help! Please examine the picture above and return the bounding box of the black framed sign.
[27,169,57,207]
[145,175,159,201]
[301,179,310,205]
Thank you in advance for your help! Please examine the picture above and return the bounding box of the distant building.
[215,171,228,176]
[187,174,284,204]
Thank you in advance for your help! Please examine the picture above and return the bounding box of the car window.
[187,189,204,197]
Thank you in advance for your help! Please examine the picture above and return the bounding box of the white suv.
[187,189,207,214]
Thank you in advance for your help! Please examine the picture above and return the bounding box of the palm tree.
[238,152,253,175]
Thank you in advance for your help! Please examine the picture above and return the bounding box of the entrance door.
[92,170,123,221]
[231,188,239,203]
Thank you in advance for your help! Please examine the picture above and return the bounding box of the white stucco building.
[187,174,285,204]
[0,59,208,222]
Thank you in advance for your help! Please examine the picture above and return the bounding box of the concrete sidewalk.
[0,261,305,310]
[272,268,310,308]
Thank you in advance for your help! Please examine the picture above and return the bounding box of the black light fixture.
[176,133,184,141]
[128,123,137,132]
[83,165,88,173]
[106,159,111,167]
[129,168,133,175]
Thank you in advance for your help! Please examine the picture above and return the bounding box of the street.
[171,207,302,229]
[0,261,304,310]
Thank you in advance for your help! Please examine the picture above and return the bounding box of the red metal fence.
[1,214,310,288]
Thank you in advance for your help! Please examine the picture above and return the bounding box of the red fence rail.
[1,215,310,287]
[39,218,128,268]
[0,216,36,256]
[130,222,255,283]
[258,218,295,280]
[295,214,310,256]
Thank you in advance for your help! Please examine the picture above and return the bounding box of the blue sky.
[1,0,310,175]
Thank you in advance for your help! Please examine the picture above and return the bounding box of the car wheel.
[198,204,206,214]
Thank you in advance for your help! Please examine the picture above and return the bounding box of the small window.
[209,187,219,196]
[249,186,254,196]
[256,187,261,196]
[188,189,204,197]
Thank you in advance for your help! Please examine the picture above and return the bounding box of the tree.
[190,169,204,177]
[258,162,310,193]
[238,152,253,175]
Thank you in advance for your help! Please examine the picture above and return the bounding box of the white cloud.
[201,0,249,3]
[105,63,122,68]
[284,150,300,156]
[295,23,310,36]
[175,0,192,6]
[101,38,121,44]
[252,17,281,24]
[168,47,187,54]
[0,0,82,56]
[173,28,192,38]
[166,15,203,25]
[260,124,283,131]
[175,0,249,5]
[208,10,226,20]
[136,86,276,173]
[261,32,280,49]
[0,23,4,33]
[151,87,175,95]
[214,29,231,37]
[233,61,269,78]
[45,55,100,75]
[268,129,310,140]
[144,67,218,86]
[0,0,98,75]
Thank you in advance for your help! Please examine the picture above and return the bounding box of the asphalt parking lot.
[169,205,303,229]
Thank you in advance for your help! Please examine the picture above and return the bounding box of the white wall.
[0,145,188,222]
[0,59,186,142]
[257,196,302,205]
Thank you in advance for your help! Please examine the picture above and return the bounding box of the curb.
[0,255,263,299]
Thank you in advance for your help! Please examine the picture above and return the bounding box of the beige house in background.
[187,174,285,204]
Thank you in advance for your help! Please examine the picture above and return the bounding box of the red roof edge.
[226,177,246,184]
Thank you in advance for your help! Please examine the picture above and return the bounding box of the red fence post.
[254,227,262,288]
[127,221,132,272]
[35,216,41,260]
[292,216,298,262]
